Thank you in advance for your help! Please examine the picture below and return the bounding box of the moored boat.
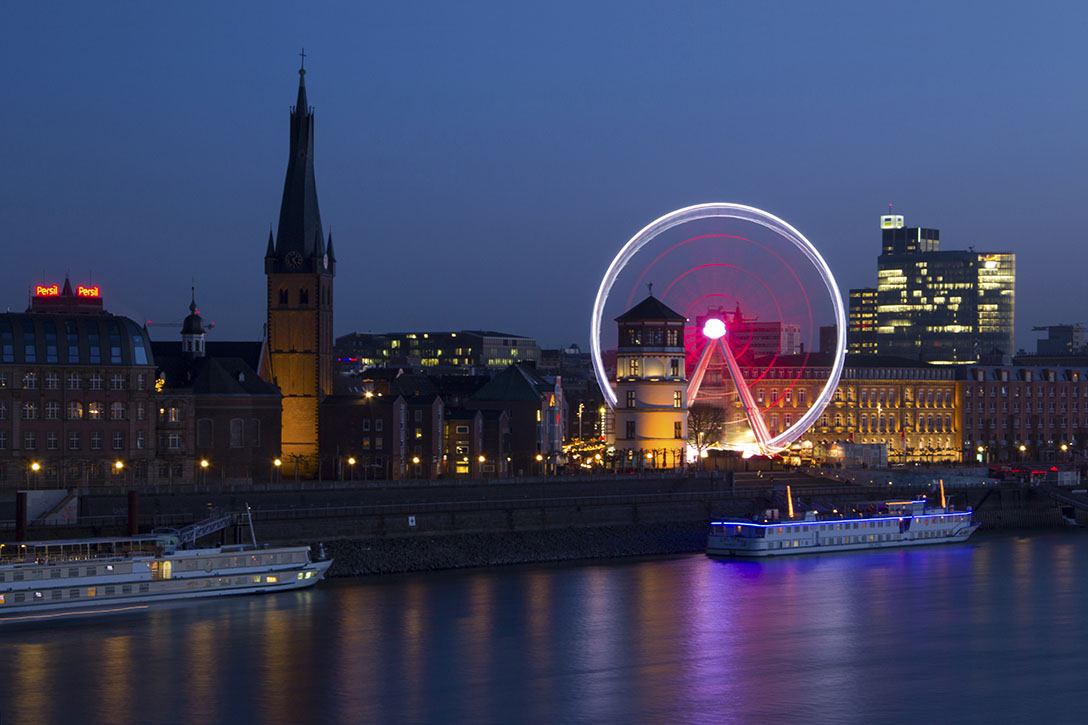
[707,497,979,558]
[0,513,331,621]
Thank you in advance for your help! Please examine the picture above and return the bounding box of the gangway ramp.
[1037,485,1088,513]
[177,513,235,546]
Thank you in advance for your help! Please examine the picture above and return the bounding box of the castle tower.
[261,62,336,473]
[611,293,688,467]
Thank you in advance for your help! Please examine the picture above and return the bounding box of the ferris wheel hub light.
[702,318,726,340]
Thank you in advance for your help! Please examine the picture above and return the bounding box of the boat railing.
[1,548,161,566]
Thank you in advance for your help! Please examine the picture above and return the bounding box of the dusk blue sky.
[4,2,1086,351]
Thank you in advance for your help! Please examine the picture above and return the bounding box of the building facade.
[958,364,1087,463]
[0,281,158,488]
[261,64,336,474]
[335,330,541,372]
[725,353,962,463]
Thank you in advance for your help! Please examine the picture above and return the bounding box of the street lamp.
[200,458,209,485]
[273,457,282,483]
[347,456,356,481]
[535,453,543,476]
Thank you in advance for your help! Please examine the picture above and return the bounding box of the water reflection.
[2,532,1088,724]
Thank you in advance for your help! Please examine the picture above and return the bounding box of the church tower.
[261,61,336,473]
[181,289,207,359]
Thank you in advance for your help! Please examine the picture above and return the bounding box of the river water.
[1,531,1086,724]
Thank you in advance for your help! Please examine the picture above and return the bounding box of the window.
[136,373,145,390]
[278,289,288,305]
[69,432,80,450]
[667,329,679,346]
[362,419,371,432]
[230,418,244,448]
[626,391,636,408]
[89,373,103,390]
[45,373,59,390]
[24,432,36,450]
[625,420,636,439]
[673,391,682,409]
[674,421,683,439]
[110,374,125,390]
[670,358,680,377]
[68,401,83,420]
[375,419,384,432]
[45,401,59,420]
[414,409,422,422]
[136,432,145,450]
[0,432,6,450]
[112,432,124,450]
[23,402,38,420]
[167,434,181,450]
[90,432,102,450]
[136,403,145,421]
[299,289,309,305]
[197,419,213,447]
[88,402,103,420]
[0,402,6,420]
[375,438,383,450]
[108,322,122,364]
[455,425,468,434]
[110,402,125,420]
[67,373,80,390]
[23,372,38,389]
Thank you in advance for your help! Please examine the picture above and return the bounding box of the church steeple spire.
[267,56,326,275]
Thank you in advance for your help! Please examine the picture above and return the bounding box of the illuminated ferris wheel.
[591,203,847,456]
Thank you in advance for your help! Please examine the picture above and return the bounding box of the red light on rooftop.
[35,284,59,297]
[77,285,100,298]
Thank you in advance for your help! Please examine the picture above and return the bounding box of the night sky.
[4,2,1086,351]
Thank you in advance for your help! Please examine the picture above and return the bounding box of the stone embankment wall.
[326,522,708,577]
[1,474,1075,577]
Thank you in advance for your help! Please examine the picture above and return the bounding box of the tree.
[688,403,726,457]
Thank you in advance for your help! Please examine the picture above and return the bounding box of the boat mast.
[245,504,258,548]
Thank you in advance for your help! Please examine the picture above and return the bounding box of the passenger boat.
[0,512,332,621]
[707,493,979,558]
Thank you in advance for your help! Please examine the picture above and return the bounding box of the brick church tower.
[260,62,336,474]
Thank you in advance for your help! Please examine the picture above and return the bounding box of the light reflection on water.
[1,531,1086,724]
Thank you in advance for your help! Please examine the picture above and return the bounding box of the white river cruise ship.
[0,516,331,621]
[707,498,979,557]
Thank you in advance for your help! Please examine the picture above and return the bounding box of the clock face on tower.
[285,251,304,269]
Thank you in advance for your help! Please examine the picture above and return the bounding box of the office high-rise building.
[848,215,1015,364]
[847,288,878,355]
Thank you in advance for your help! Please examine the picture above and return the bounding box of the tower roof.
[615,295,686,322]
[181,288,205,335]
[270,63,326,274]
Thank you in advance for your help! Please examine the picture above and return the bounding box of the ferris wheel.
[591,203,847,456]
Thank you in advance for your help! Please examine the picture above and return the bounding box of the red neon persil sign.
[35,284,60,296]
[77,285,100,298]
